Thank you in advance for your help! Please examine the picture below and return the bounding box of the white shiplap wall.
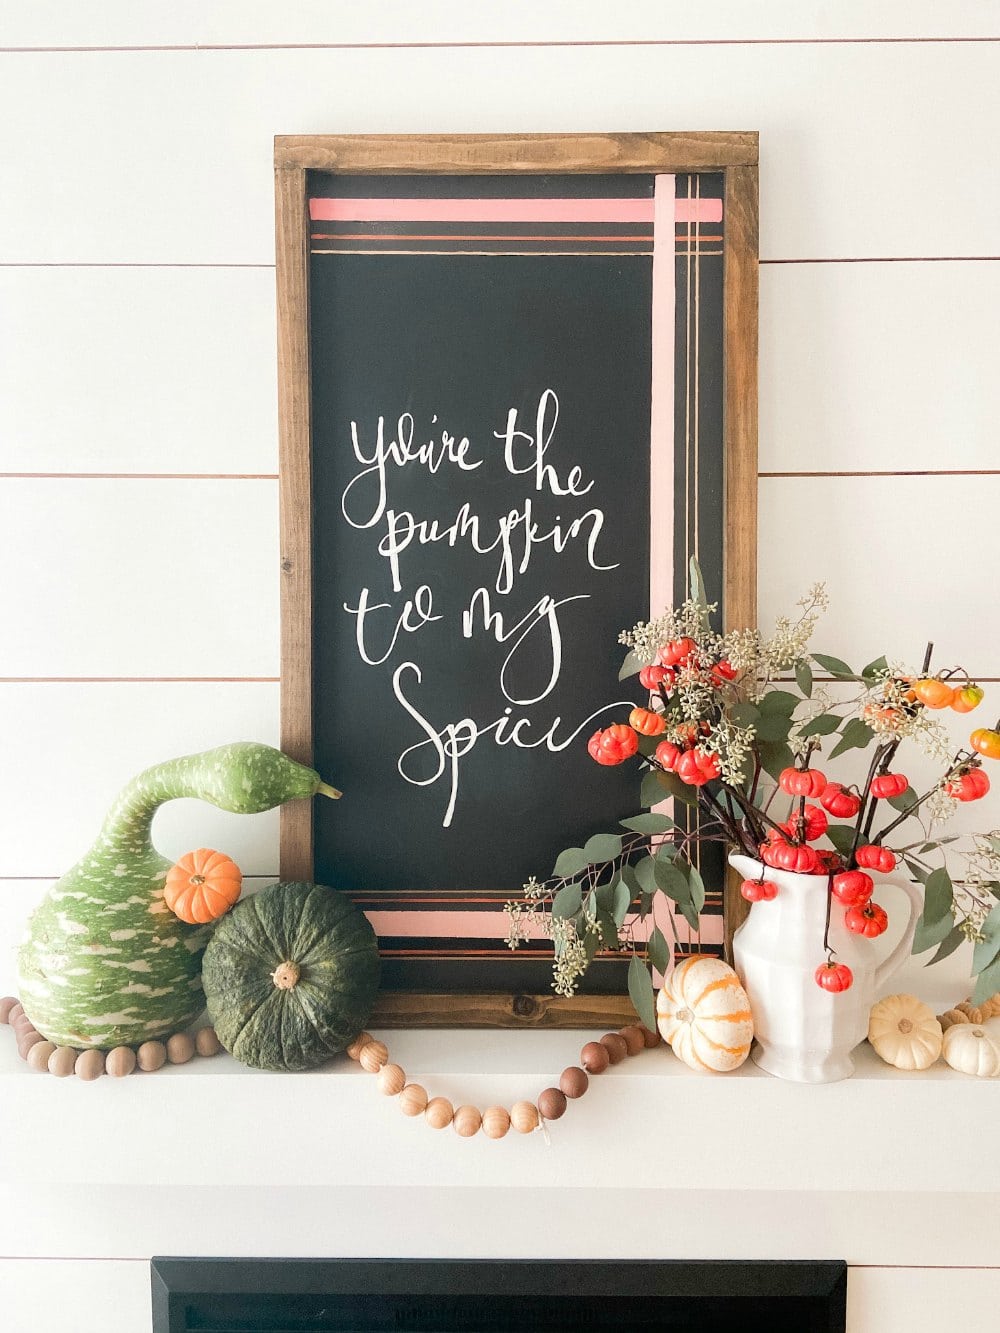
[2,4,999,1329]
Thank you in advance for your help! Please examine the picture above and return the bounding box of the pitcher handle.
[874,877,925,991]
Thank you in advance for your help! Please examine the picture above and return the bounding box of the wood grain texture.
[274,131,759,172]
[370,991,638,1029]
[275,132,759,1023]
[275,166,314,880]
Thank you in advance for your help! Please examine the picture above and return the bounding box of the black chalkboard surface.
[274,135,758,1021]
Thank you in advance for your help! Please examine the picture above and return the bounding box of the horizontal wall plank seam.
[3,38,1000,54]
[0,474,279,482]
[0,677,280,684]
[4,259,999,270]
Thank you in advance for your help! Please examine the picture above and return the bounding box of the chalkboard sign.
[275,135,758,1027]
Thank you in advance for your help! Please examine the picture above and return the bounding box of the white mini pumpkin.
[867,994,943,1071]
[657,954,753,1072]
[942,1023,1000,1078]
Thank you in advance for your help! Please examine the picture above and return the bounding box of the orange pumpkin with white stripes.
[656,955,754,1072]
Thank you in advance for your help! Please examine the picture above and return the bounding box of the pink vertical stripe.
[649,176,676,626]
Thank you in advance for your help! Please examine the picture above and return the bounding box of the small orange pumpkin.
[164,848,243,924]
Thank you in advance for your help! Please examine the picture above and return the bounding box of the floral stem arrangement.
[505,563,1000,1030]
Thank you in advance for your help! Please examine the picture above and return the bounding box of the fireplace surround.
[150,1257,847,1332]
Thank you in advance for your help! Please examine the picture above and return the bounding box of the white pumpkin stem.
[272,961,301,990]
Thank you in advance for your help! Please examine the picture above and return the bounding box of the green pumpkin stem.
[317,782,342,800]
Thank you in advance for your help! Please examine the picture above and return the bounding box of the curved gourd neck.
[93,753,214,860]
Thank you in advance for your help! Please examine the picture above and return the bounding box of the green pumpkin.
[17,743,338,1050]
[202,882,380,1071]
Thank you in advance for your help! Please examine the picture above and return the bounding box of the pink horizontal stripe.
[310,197,723,224]
[675,198,722,223]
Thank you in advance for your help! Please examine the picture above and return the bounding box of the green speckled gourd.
[202,881,380,1071]
[17,743,339,1050]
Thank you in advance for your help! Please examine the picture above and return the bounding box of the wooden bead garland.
[348,1024,662,1139]
[1,994,223,1080]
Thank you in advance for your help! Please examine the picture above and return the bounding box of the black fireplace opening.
[150,1258,847,1332]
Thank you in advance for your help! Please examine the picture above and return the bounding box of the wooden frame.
[275,133,758,1027]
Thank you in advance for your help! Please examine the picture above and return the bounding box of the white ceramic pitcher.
[729,852,923,1083]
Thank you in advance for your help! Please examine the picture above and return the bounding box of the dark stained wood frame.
[274,132,758,1027]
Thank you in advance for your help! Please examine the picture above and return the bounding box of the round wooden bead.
[559,1066,589,1099]
[166,1033,195,1065]
[75,1049,106,1081]
[48,1046,79,1078]
[136,1040,167,1072]
[195,1027,222,1058]
[377,1062,406,1096]
[619,1025,646,1057]
[510,1101,539,1134]
[482,1106,511,1140]
[537,1087,567,1121]
[600,1032,628,1065]
[453,1105,482,1138]
[581,1041,610,1074]
[26,1041,57,1072]
[0,997,18,1024]
[346,1031,373,1060]
[17,1031,45,1060]
[398,1083,428,1117]
[424,1096,454,1130]
[641,1024,662,1048]
[7,1002,24,1024]
[11,1012,35,1033]
[106,1046,137,1078]
[359,1040,389,1073]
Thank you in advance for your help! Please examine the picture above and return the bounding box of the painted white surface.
[0,479,279,676]
[760,261,1000,474]
[759,474,1000,671]
[0,268,278,475]
[0,1260,149,1333]
[4,1,1000,47]
[2,43,1000,264]
[846,1266,1000,1333]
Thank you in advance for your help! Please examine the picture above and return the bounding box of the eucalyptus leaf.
[647,926,670,976]
[812,653,858,680]
[753,713,794,744]
[612,877,632,928]
[651,768,698,807]
[588,888,601,916]
[552,883,583,919]
[678,897,701,932]
[688,863,706,913]
[621,812,677,834]
[634,856,659,897]
[913,909,955,954]
[756,740,795,781]
[887,787,916,812]
[903,858,930,885]
[922,867,954,926]
[925,926,965,966]
[728,703,761,731]
[641,770,671,808]
[824,824,857,856]
[971,955,1000,1006]
[861,655,889,682]
[637,732,664,757]
[597,911,620,947]
[798,713,842,738]
[795,661,813,698]
[972,904,1000,974]
[584,832,623,864]
[553,846,589,878]
[829,718,875,759]
[758,690,800,717]
[620,863,641,895]
[628,954,657,1031]
[655,859,691,900]
[618,649,643,681]
[639,890,654,918]
[689,555,709,608]
[583,929,601,962]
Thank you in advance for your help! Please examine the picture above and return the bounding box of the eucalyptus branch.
[876,750,967,842]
